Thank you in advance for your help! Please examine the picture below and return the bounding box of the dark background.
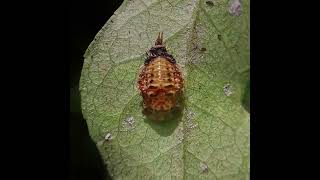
[69,0,123,179]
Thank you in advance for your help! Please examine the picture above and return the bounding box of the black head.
[144,32,176,65]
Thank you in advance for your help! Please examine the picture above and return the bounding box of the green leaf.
[80,0,249,179]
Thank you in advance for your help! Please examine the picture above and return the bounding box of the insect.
[138,32,184,112]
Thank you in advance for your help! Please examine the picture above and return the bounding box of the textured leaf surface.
[80,0,249,179]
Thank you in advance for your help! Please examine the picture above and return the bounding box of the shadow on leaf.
[241,80,250,113]
[142,95,185,137]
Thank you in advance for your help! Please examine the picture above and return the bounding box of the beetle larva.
[138,32,184,112]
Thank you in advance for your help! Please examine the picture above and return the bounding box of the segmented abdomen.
[138,56,183,111]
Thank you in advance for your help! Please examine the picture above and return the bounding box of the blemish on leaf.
[97,132,113,146]
[185,111,198,132]
[200,47,207,52]
[229,0,242,16]
[122,116,135,129]
[177,126,184,143]
[205,0,214,7]
[199,162,209,174]
[105,133,113,141]
[218,34,222,41]
[178,136,184,143]
[186,111,195,120]
[189,123,198,129]
[223,84,233,96]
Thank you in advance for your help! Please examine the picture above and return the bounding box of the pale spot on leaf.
[229,0,242,16]
[105,132,113,141]
[223,84,233,96]
[200,162,209,174]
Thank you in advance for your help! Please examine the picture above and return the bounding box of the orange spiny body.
[138,32,183,112]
